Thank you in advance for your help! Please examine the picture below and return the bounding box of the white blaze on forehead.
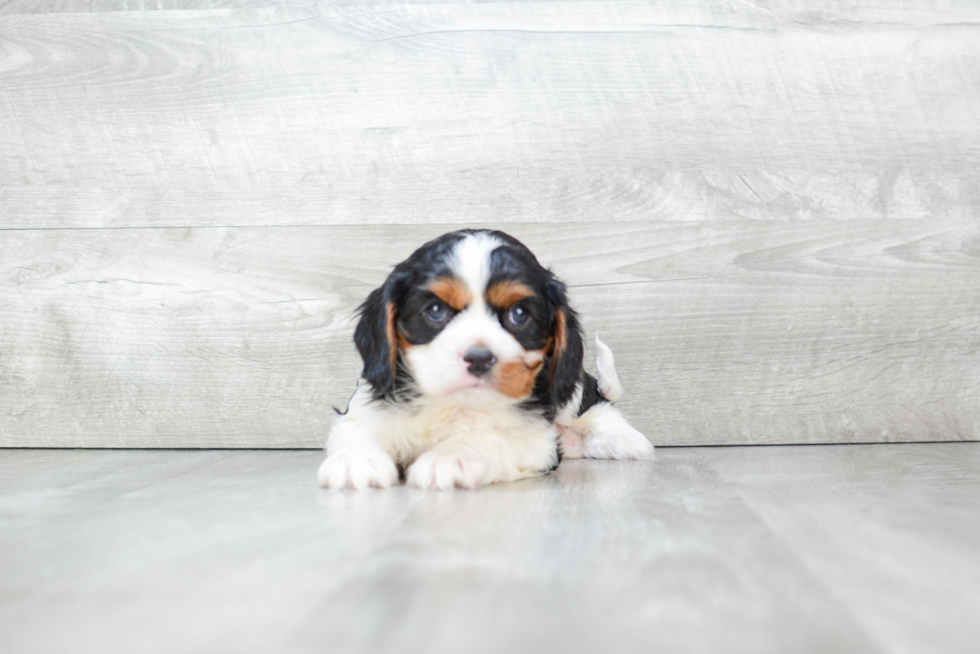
[449,232,501,301]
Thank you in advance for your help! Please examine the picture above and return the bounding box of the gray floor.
[1,444,978,654]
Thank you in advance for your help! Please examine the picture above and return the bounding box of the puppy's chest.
[394,398,553,448]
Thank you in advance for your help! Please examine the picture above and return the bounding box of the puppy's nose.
[463,346,496,376]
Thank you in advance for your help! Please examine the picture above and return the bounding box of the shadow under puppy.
[319,229,653,490]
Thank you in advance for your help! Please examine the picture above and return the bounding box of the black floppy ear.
[354,285,398,398]
[546,278,584,409]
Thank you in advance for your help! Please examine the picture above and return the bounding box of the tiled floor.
[1,444,978,654]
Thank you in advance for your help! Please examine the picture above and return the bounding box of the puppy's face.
[398,232,552,398]
[355,230,582,408]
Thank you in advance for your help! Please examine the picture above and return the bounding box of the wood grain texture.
[2,220,977,447]
[2,445,978,654]
[702,444,980,654]
[1,3,979,227]
[2,1,978,447]
[5,0,980,15]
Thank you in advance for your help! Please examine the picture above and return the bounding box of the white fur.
[556,403,654,461]
[317,435,399,490]
[449,231,500,301]
[580,403,655,459]
[594,334,622,402]
[318,382,559,490]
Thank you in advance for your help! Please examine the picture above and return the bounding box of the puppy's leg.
[406,426,558,490]
[318,412,399,490]
[557,424,586,459]
[405,440,494,490]
[579,404,655,460]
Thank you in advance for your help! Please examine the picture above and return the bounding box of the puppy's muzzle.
[463,346,496,376]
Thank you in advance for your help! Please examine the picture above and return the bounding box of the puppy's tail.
[594,334,623,402]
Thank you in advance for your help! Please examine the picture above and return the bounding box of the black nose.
[463,346,497,376]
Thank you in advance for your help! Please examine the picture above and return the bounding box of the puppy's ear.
[546,278,584,408]
[354,284,399,397]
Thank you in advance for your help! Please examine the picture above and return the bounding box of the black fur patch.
[354,232,468,402]
[577,372,605,417]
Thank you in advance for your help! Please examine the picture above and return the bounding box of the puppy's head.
[355,230,583,409]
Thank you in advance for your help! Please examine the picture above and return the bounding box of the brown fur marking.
[550,308,567,378]
[492,356,545,399]
[386,302,398,374]
[486,281,534,308]
[427,277,472,311]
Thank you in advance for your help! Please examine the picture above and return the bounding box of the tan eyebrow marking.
[486,281,534,308]
[427,277,472,312]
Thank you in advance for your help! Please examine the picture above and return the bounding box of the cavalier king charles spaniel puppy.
[318,229,654,490]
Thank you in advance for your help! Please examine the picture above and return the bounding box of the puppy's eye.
[425,302,448,323]
[507,305,528,327]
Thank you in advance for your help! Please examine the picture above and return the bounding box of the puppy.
[318,229,653,490]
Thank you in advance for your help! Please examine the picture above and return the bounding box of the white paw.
[317,445,399,490]
[406,450,493,490]
[582,408,655,460]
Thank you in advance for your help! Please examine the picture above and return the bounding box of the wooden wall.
[2,1,978,447]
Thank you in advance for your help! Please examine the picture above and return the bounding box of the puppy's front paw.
[317,445,399,490]
[406,450,493,490]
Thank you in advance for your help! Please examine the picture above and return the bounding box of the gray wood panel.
[4,0,980,15]
[2,445,978,653]
[1,3,978,227]
[2,220,977,447]
[2,1,979,447]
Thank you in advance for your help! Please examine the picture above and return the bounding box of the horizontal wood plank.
[3,0,980,20]
[2,1,978,448]
[2,221,977,447]
[1,4,979,227]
